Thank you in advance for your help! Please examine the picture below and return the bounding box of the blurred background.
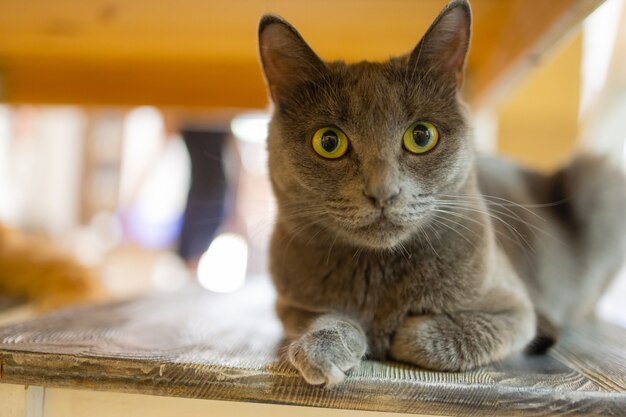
[1,0,626,324]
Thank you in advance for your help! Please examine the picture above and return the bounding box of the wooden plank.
[0,0,604,107]
[1,278,625,416]
[469,0,604,107]
[41,386,438,417]
[0,297,34,328]
[551,326,626,392]
[0,57,267,108]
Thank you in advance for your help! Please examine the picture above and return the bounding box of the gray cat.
[258,0,626,386]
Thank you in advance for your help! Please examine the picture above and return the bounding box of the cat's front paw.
[389,315,460,370]
[288,320,366,387]
[390,311,533,371]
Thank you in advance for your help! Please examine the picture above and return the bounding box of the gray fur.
[258,0,626,386]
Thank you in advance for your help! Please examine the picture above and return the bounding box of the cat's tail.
[556,154,626,321]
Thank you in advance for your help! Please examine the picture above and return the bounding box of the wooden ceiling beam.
[0,0,605,109]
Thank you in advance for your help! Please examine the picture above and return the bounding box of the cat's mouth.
[358,212,404,232]
[341,213,408,249]
[373,212,395,224]
[328,203,432,248]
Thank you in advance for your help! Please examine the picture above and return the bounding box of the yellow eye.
[312,127,349,159]
[403,121,439,154]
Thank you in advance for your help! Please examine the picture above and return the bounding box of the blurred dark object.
[177,130,229,261]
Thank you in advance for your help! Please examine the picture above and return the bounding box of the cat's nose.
[364,159,400,207]
[363,187,401,207]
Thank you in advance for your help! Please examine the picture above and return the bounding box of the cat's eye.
[403,121,439,154]
[312,127,349,159]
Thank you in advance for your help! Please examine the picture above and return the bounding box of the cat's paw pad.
[288,323,366,387]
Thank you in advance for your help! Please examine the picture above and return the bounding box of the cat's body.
[259,0,626,386]
[477,155,626,326]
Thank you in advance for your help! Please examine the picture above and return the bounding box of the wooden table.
[0,278,625,416]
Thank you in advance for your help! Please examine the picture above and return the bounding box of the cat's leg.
[389,296,535,371]
[278,303,368,386]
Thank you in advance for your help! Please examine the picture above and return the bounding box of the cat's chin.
[339,219,414,250]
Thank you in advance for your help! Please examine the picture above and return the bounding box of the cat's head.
[259,0,475,249]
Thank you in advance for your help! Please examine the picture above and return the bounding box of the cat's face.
[260,1,474,249]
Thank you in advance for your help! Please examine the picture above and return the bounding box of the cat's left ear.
[258,15,327,104]
[409,0,471,88]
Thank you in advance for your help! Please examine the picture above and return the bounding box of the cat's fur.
[258,0,626,386]
[0,224,104,311]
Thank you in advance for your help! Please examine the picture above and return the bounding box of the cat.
[0,224,104,312]
[258,0,626,386]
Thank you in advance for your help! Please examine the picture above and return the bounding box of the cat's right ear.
[258,15,326,104]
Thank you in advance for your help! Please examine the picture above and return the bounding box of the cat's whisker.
[437,193,554,222]
[442,209,531,254]
[448,192,572,209]
[326,235,339,265]
[280,217,329,258]
[397,241,410,260]
[305,227,326,246]
[436,201,568,249]
[424,222,444,247]
[417,224,440,259]
[256,210,328,238]
[433,203,531,247]
[247,220,276,241]
[436,196,529,223]
[428,213,477,248]
[279,209,330,220]
[433,205,535,254]
[352,246,364,262]
[430,206,541,274]
[434,200,527,234]
[435,197,533,230]
[427,217,474,252]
